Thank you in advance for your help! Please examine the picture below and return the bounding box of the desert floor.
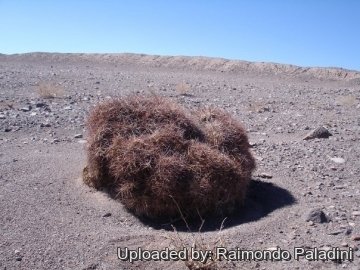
[1,53,360,270]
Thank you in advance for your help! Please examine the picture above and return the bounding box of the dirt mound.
[83,96,255,219]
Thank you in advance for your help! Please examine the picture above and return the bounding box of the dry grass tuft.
[167,217,227,270]
[83,95,255,219]
[176,82,191,95]
[36,81,64,99]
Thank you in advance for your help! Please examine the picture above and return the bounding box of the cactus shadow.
[138,179,296,232]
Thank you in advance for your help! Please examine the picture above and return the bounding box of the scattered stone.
[351,235,360,241]
[351,211,360,216]
[64,106,72,110]
[330,157,346,164]
[74,134,83,139]
[306,209,330,223]
[257,107,270,113]
[334,185,346,189]
[40,123,51,128]
[345,228,353,235]
[0,114,6,119]
[83,263,100,270]
[20,105,32,112]
[328,230,344,235]
[266,246,278,251]
[35,102,47,108]
[103,213,111,217]
[4,127,12,132]
[30,112,37,116]
[15,257,22,261]
[249,141,257,147]
[340,242,348,247]
[322,246,332,252]
[303,126,332,140]
[14,250,20,255]
[52,138,60,143]
[258,173,273,179]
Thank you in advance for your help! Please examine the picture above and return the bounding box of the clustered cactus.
[83,96,255,219]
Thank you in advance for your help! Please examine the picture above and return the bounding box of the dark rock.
[328,230,343,235]
[102,213,111,217]
[40,123,51,128]
[345,228,352,235]
[303,126,332,140]
[306,208,330,223]
[35,102,47,108]
[82,263,99,270]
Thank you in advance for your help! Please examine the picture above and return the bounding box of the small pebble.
[40,123,51,128]
[328,230,343,235]
[20,106,32,112]
[258,173,273,179]
[330,157,346,164]
[35,102,47,108]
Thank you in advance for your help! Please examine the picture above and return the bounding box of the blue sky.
[0,1,359,70]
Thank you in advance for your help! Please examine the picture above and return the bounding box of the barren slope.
[1,53,360,270]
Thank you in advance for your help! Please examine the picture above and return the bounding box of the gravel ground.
[1,53,360,270]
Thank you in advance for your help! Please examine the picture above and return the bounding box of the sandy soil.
[1,53,360,270]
